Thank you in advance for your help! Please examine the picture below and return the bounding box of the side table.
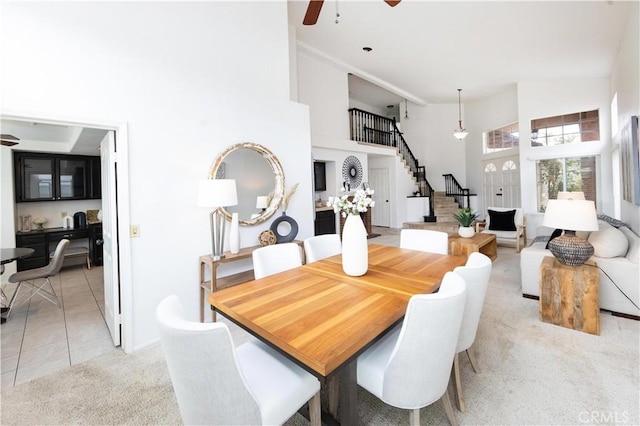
[448,233,497,261]
[539,256,600,335]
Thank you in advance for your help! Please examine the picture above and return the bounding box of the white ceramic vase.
[458,226,475,238]
[342,213,368,276]
[229,212,240,254]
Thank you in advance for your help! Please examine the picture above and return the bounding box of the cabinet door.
[314,162,326,191]
[16,233,48,271]
[17,156,56,201]
[90,157,102,199]
[57,157,89,200]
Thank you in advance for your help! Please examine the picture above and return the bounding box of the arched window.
[502,160,517,170]
[484,163,497,172]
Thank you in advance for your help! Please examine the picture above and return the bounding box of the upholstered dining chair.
[400,229,449,255]
[156,295,321,426]
[356,271,467,426]
[252,242,303,279]
[6,239,69,318]
[450,252,492,412]
[303,234,341,263]
[477,207,527,252]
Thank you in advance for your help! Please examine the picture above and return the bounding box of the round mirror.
[209,143,284,225]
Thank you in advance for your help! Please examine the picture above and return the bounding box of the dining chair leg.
[409,408,420,426]
[442,390,459,426]
[309,392,321,426]
[328,375,339,418]
[466,348,481,374]
[453,352,465,412]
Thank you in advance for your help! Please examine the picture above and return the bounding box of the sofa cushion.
[588,224,629,258]
[488,209,517,231]
[619,227,639,264]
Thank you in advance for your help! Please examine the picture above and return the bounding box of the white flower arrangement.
[328,188,375,218]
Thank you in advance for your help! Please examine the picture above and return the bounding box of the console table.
[199,241,303,322]
[539,256,600,335]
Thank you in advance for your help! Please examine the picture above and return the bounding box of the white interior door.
[483,155,521,209]
[369,168,390,227]
[100,131,121,346]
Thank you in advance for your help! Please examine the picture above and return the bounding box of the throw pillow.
[545,228,563,250]
[488,209,517,231]
[587,225,629,258]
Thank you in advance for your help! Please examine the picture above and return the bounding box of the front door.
[482,156,521,208]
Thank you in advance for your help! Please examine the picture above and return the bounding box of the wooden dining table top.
[208,244,466,380]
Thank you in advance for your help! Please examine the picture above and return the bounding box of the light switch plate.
[130,225,140,238]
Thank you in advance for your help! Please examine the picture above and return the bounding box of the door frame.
[2,112,133,353]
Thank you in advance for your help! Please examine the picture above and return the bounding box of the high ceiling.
[288,0,631,108]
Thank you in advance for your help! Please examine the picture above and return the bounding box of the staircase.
[404,191,460,233]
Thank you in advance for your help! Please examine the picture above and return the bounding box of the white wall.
[1,2,312,350]
[610,1,640,234]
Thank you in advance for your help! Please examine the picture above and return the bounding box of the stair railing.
[443,174,470,209]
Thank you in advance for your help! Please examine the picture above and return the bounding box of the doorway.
[1,114,132,352]
[369,167,391,227]
[482,155,521,209]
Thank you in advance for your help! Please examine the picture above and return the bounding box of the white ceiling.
[288,0,631,108]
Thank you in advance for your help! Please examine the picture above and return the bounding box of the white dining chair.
[6,239,69,318]
[400,229,449,254]
[303,234,341,263]
[450,252,492,412]
[356,271,467,426]
[156,295,321,426]
[252,242,303,279]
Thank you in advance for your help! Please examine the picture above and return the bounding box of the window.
[502,160,517,171]
[531,110,599,147]
[484,122,519,153]
[484,163,497,172]
[536,156,597,212]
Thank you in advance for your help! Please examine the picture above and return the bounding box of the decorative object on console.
[270,183,300,243]
[86,209,100,224]
[453,207,478,238]
[328,188,375,276]
[453,88,469,140]
[258,229,276,246]
[229,212,240,254]
[197,179,238,261]
[342,156,363,189]
[19,215,31,232]
[32,217,47,231]
[256,196,268,212]
[542,199,598,266]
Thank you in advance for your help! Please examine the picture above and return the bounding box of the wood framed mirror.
[209,143,284,226]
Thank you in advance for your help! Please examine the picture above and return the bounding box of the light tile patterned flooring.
[0,265,115,389]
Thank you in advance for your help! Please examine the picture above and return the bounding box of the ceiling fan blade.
[1,134,19,146]
[384,0,401,6]
[303,0,324,25]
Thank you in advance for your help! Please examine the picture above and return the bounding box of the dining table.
[208,244,467,425]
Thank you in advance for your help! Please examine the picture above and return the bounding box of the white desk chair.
[6,239,69,318]
[451,252,492,411]
[252,242,303,279]
[156,295,321,426]
[357,272,467,426]
[400,229,449,254]
[304,234,341,263]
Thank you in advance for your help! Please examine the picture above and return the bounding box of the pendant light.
[453,88,468,140]
[404,98,409,120]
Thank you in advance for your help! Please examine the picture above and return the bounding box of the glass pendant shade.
[453,89,468,140]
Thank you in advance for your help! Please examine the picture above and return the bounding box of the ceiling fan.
[1,134,19,147]
[303,0,401,25]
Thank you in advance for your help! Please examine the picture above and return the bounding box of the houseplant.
[328,188,375,276]
[453,207,478,238]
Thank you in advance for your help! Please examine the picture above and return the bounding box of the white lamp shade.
[557,191,585,200]
[453,130,468,140]
[197,179,238,208]
[542,199,598,231]
[256,196,269,209]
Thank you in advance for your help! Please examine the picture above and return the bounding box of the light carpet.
[1,245,638,425]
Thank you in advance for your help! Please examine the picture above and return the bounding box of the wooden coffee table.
[448,232,497,261]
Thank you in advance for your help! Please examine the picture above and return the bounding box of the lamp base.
[547,231,594,266]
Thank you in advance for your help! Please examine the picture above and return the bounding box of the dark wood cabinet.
[15,227,92,271]
[314,162,326,191]
[314,209,336,235]
[89,223,103,266]
[14,152,101,202]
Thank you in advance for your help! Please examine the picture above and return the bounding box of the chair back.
[252,242,303,279]
[399,229,449,254]
[304,234,341,263]
[156,295,262,425]
[44,239,70,276]
[453,252,492,353]
[381,272,466,408]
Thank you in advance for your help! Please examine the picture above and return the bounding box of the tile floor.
[0,264,116,390]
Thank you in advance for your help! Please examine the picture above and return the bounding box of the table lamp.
[256,195,268,212]
[197,179,238,260]
[557,191,585,200]
[542,199,598,266]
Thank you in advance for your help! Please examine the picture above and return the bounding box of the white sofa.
[520,219,640,318]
